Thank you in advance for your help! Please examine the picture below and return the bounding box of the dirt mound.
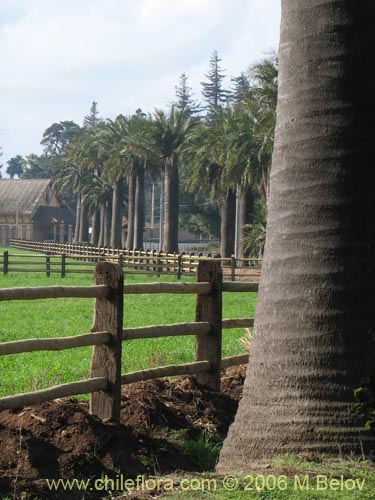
[0,366,245,500]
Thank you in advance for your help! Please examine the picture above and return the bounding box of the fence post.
[177,254,182,280]
[46,251,51,278]
[157,251,162,277]
[195,260,222,391]
[90,261,124,422]
[4,251,9,275]
[231,255,236,282]
[118,253,123,270]
[61,253,66,278]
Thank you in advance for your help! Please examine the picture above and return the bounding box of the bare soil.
[0,366,245,500]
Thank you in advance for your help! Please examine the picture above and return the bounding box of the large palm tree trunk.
[78,196,89,242]
[239,187,254,260]
[219,188,236,258]
[110,178,124,248]
[97,205,105,247]
[134,168,145,250]
[90,208,100,246]
[126,173,136,250]
[103,202,112,247]
[73,194,81,243]
[163,164,179,253]
[218,0,375,468]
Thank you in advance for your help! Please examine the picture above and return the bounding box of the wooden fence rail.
[0,261,256,419]
[6,239,262,281]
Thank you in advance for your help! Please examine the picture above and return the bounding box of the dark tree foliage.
[230,72,251,104]
[201,51,230,120]
[21,154,57,179]
[6,155,24,178]
[83,101,101,129]
[41,121,81,156]
[174,73,201,116]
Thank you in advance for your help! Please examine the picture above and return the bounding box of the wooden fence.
[0,260,257,421]
[6,239,262,281]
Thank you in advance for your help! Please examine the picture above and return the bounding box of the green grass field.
[160,456,375,499]
[0,247,257,397]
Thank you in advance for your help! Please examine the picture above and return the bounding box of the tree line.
[2,51,277,257]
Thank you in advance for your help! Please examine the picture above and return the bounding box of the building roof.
[0,179,52,215]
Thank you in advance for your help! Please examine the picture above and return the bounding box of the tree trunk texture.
[110,178,124,248]
[218,0,375,468]
[134,168,145,250]
[78,196,89,243]
[103,202,112,247]
[163,163,179,253]
[90,208,100,246]
[126,173,136,250]
[219,188,236,258]
[74,194,81,243]
[239,187,255,260]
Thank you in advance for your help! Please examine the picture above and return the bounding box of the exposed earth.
[0,366,246,500]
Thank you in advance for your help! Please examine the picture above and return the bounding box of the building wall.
[0,223,72,246]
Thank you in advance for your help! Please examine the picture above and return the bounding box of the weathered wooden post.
[118,253,124,271]
[90,261,124,421]
[46,251,51,278]
[231,255,236,282]
[3,251,9,275]
[195,260,222,391]
[157,251,162,277]
[61,253,66,278]
[177,254,183,280]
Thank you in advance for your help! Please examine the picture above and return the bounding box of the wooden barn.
[0,179,75,246]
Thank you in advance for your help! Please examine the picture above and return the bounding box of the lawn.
[0,247,257,397]
[158,456,375,500]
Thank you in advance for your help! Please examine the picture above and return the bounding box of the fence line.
[0,285,109,301]
[122,322,211,340]
[0,332,111,355]
[6,239,262,281]
[0,260,256,419]
[0,378,108,411]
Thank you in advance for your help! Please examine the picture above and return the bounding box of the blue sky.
[0,0,280,167]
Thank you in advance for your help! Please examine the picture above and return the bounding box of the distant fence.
[0,260,257,421]
[5,239,262,281]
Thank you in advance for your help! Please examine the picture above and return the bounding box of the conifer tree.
[230,72,251,104]
[83,101,100,129]
[174,73,201,115]
[201,51,230,120]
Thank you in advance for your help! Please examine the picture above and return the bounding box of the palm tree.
[62,124,110,243]
[53,160,86,243]
[143,107,198,253]
[102,116,129,248]
[248,56,278,202]
[188,106,259,258]
[218,1,375,468]
[108,114,153,250]
[82,172,113,247]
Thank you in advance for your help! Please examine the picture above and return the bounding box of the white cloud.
[0,0,280,164]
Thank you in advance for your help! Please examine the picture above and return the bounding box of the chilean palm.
[139,107,197,253]
[218,0,375,467]
[109,114,153,250]
[64,124,110,242]
[102,116,129,248]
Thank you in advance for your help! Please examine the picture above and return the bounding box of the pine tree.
[83,101,100,129]
[174,73,201,115]
[230,72,251,104]
[201,51,230,120]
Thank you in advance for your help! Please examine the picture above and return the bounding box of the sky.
[0,0,280,168]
